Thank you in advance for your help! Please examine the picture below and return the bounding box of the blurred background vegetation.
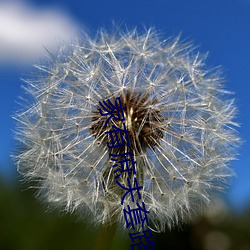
[1,173,250,250]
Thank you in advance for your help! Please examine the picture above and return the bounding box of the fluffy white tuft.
[14,28,240,231]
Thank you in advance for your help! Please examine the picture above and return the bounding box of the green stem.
[94,220,118,250]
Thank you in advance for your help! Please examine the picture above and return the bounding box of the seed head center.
[91,91,164,155]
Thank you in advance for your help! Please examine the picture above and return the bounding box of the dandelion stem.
[94,219,118,250]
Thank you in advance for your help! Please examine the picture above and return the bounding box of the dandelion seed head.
[14,27,240,231]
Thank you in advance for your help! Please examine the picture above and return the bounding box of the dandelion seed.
[14,27,240,231]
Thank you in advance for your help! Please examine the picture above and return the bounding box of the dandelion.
[14,28,239,233]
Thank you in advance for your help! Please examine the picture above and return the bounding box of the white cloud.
[0,2,78,65]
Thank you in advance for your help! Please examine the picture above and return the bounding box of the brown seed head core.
[90,91,165,156]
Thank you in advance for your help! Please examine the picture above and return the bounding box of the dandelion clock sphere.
[14,28,239,231]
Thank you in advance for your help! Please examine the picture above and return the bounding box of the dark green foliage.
[1,177,250,250]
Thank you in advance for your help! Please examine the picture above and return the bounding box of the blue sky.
[0,0,249,210]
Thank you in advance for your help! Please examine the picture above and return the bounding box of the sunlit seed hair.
[14,27,240,231]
